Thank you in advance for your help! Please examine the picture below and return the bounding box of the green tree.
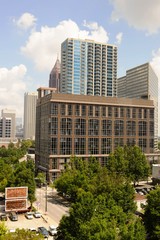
[55,190,145,240]
[107,146,128,175]
[0,222,7,237]
[107,146,150,186]
[126,146,150,186]
[13,161,36,207]
[144,186,160,239]
[0,228,43,240]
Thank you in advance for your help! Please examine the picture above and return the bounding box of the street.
[35,186,69,225]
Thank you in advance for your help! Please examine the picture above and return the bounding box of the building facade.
[0,109,17,146]
[60,38,117,97]
[23,92,38,140]
[49,58,61,91]
[117,63,158,150]
[35,88,155,182]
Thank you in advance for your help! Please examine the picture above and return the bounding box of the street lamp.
[45,170,47,213]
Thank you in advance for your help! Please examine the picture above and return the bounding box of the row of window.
[49,118,154,137]
[51,103,154,119]
[49,137,154,156]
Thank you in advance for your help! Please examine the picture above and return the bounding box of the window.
[88,105,93,117]
[60,118,72,135]
[75,119,86,135]
[126,121,136,136]
[88,138,99,154]
[120,108,124,118]
[60,138,72,155]
[101,138,112,154]
[126,108,131,118]
[139,121,147,136]
[127,138,136,146]
[114,107,119,118]
[150,121,154,136]
[88,119,99,136]
[67,104,72,115]
[95,106,100,117]
[75,105,80,116]
[114,120,124,136]
[108,107,112,117]
[50,138,57,154]
[101,120,112,136]
[138,109,142,119]
[52,159,57,169]
[51,103,58,115]
[150,109,154,119]
[60,104,66,115]
[132,108,136,118]
[114,138,124,148]
[81,105,86,116]
[102,106,106,117]
[74,138,86,154]
[50,117,58,135]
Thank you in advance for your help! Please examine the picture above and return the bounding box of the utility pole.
[45,171,47,213]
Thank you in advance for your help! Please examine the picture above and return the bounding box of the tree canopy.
[107,146,150,186]
[144,186,160,239]
[54,155,146,239]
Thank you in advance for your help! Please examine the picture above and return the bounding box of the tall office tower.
[0,109,16,139]
[23,92,38,140]
[49,58,61,91]
[117,63,159,150]
[60,38,117,96]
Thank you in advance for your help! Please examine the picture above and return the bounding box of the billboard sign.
[5,187,28,199]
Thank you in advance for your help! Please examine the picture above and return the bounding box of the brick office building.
[35,87,155,182]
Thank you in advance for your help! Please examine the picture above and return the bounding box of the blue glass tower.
[60,38,117,97]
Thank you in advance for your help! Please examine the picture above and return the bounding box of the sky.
[1,0,160,119]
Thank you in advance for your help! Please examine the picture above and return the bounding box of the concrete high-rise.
[60,38,117,97]
[0,109,17,147]
[0,109,16,139]
[49,58,61,91]
[117,63,159,150]
[23,92,38,140]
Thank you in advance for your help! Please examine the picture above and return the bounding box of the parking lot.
[5,213,57,239]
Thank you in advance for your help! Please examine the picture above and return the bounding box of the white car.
[48,225,57,236]
[33,211,42,218]
[25,212,33,219]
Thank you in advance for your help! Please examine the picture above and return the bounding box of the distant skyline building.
[117,62,159,150]
[23,92,38,140]
[0,109,17,146]
[60,38,117,97]
[49,58,61,91]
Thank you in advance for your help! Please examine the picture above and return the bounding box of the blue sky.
[0,0,160,118]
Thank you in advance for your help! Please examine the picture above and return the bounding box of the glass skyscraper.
[60,38,117,97]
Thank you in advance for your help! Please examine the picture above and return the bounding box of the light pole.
[45,170,47,213]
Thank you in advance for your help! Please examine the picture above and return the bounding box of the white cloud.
[21,19,109,71]
[150,49,160,79]
[13,13,37,30]
[110,0,160,34]
[0,65,27,117]
[115,32,123,44]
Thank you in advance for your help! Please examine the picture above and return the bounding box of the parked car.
[48,225,57,236]
[9,212,18,221]
[38,227,49,238]
[0,214,7,221]
[25,212,33,219]
[29,228,39,235]
[33,211,41,218]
